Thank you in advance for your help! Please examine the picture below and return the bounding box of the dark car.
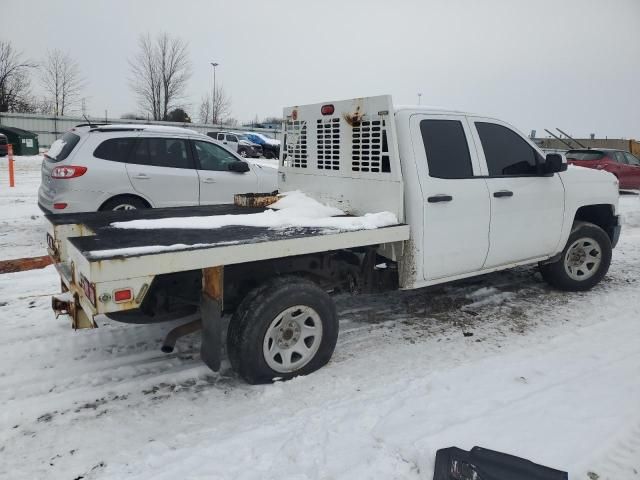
[566,149,640,189]
[0,133,8,156]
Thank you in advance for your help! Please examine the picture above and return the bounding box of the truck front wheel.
[539,221,612,291]
[227,276,338,384]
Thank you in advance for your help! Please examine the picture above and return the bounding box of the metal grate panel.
[351,117,391,173]
[316,118,340,170]
[285,120,308,168]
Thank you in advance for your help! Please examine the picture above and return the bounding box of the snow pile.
[111,191,398,231]
[45,139,65,159]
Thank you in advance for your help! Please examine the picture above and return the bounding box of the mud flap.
[200,294,221,371]
[433,446,568,480]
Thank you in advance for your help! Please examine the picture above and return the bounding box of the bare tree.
[40,49,84,116]
[221,117,238,127]
[129,33,191,121]
[0,40,36,112]
[198,94,211,123]
[211,84,231,124]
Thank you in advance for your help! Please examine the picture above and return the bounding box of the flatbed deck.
[47,204,410,284]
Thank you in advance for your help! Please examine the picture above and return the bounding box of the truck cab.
[280,96,620,289]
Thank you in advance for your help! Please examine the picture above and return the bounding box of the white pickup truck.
[45,95,621,384]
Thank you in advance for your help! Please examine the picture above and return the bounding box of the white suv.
[38,124,277,213]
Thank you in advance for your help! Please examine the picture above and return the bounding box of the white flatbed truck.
[45,95,621,384]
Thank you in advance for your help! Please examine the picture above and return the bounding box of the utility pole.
[417,93,422,105]
[210,62,219,124]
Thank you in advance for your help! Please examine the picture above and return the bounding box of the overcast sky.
[4,0,640,138]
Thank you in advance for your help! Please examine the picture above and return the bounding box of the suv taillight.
[51,165,87,179]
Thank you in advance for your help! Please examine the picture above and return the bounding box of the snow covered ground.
[0,155,47,260]
[1,157,639,479]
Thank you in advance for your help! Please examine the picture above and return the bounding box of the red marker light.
[53,203,68,210]
[113,289,133,303]
[321,104,335,115]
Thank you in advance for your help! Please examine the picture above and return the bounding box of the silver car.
[38,124,277,213]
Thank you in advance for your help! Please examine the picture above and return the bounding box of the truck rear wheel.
[539,221,612,291]
[227,276,338,384]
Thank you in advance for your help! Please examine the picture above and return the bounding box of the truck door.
[469,118,565,268]
[223,134,239,153]
[412,115,491,280]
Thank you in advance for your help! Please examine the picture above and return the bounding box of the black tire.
[99,195,149,212]
[264,150,275,159]
[227,275,338,384]
[238,148,248,158]
[539,221,612,291]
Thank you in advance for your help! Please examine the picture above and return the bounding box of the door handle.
[493,190,514,198]
[132,174,150,180]
[202,178,216,184]
[427,194,453,203]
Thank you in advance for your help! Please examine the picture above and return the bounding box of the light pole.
[210,62,219,124]
[417,92,422,105]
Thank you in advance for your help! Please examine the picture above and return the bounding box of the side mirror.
[228,161,250,173]
[543,153,567,174]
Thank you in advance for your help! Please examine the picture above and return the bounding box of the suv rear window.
[93,138,136,162]
[46,132,81,162]
[565,150,604,161]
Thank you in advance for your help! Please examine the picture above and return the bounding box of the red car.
[566,149,640,189]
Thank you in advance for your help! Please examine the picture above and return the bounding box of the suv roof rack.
[89,126,144,133]
[75,122,111,128]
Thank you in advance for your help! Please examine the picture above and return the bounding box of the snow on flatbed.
[52,192,408,280]
[1,195,639,478]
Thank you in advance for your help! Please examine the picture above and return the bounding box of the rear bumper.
[38,184,105,213]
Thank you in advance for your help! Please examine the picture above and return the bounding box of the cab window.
[476,122,542,176]
[420,119,473,179]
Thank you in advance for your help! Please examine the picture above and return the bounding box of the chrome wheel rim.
[564,237,602,281]
[112,204,137,211]
[263,305,323,373]
[240,150,247,157]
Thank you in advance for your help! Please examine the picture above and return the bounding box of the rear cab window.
[45,132,81,162]
[420,119,473,178]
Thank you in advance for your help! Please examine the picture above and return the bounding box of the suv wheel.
[238,149,248,158]
[100,195,149,212]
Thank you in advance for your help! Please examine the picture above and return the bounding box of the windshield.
[45,132,81,162]
[565,150,605,161]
